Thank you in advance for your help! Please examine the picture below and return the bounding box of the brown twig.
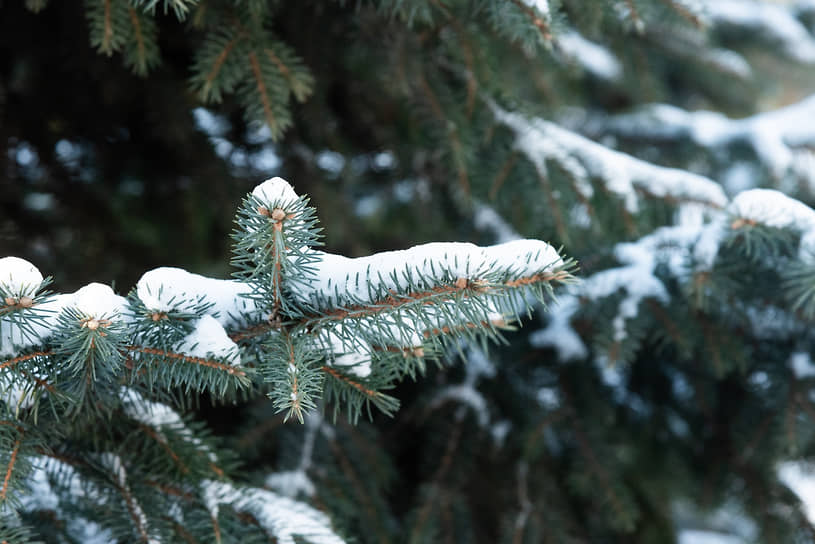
[126,346,246,377]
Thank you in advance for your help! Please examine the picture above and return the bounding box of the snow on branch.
[489,102,728,213]
[0,267,128,358]
[555,30,622,81]
[202,480,345,544]
[20,456,115,542]
[297,239,564,310]
[136,267,263,328]
[2,177,573,421]
[598,94,815,180]
[531,225,690,362]
[120,387,218,464]
[728,188,815,261]
[533,185,815,364]
[0,257,43,299]
[705,0,815,64]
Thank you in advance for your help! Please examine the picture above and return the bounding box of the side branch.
[126,346,246,377]
[248,51,277,130]
[0,432,23,501]
[319,284,461,322]
[0,351,52,371]
[138,424,188,474]
[102,0,114,53]
[112,471,152,543]
[321,365,379,399]
[203,34,239,96]
[312,268,567,323]
[422,316,508,339]
[508,0,552,40]
[505,269,571,287]
[229,322,276,342]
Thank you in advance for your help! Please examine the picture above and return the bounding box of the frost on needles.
[0,177,571,542]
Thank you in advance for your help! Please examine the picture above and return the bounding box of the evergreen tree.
[3,0,815,542]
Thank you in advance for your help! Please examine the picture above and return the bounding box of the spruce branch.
[130,0,198,19]
[232,178,323,317]
[508,0,552,41]
[321,365,400,422]
[1,426,23,503]
[126,347,243,375]
[87,0,130,56]
[262,332,323,423]
[124,7,159,76]
[190,26,248,103]
[2,177,571,426]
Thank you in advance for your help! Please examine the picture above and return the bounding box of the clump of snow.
[71,283,128,321]
[266,470,316,498]
[490,102,727,213]
[491,420,512,447]
[201,480,344,544]
[673,500,757,544]
[557,30,622,81]
[297,239,562,309]
[522,0,550,19]
[176,315,241,365]
[136,267,261,327]
[530,296,588,360]
[790,351,815,378]
[252,176,300,208]
[728,189,815,261]
[429,347,497,427]
[693,217,726,270]
[779,461,815,525]
[0,257,43,297]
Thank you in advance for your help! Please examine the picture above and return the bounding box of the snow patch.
[136,267,261,327]
[557,31,622,81]
[0,257,43,297]
[71,283,128,321]
[176,315,241,365]
[298,239,562,309]
[252,176,300,207]
[790,352,815,378]
[491,102,727,214]
[201,480,345,544]
[729,189,815,261]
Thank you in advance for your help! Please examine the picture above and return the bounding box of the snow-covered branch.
[594,94,815,181]
[490,102,728,213]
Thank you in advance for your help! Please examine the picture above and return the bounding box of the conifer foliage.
[80,0,313,139]
[0,177,570,541]
[7,0,815,542]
